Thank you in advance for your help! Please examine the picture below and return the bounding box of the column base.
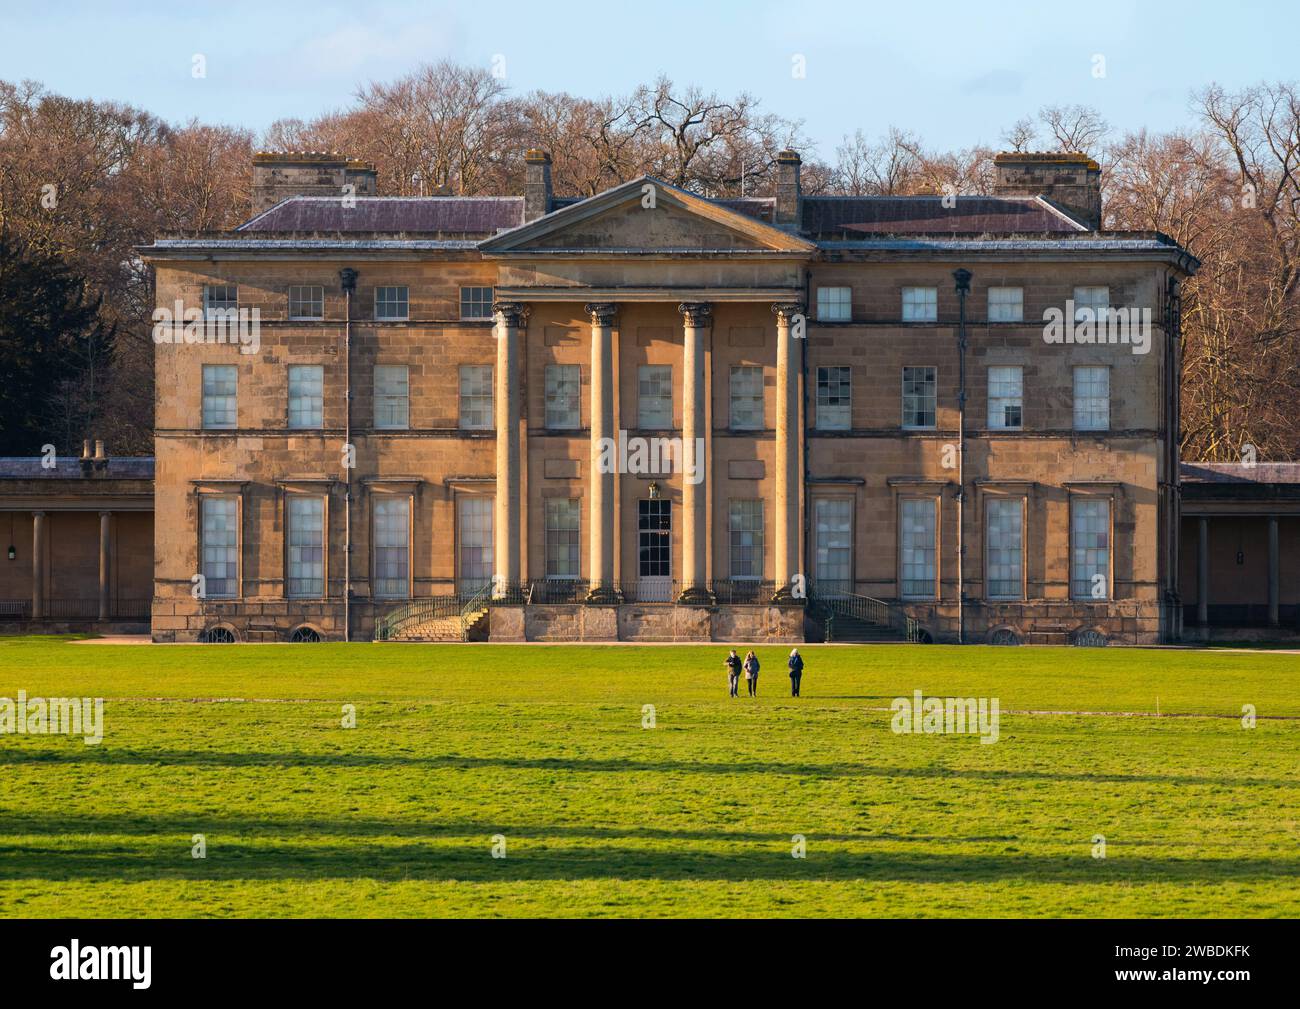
[585,586,624,605]
[677,585,715,606]
[490,582,524,604]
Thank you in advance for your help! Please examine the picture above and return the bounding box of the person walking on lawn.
[788,648,804,697]
[743,650,760,697]
[725,648,742,698]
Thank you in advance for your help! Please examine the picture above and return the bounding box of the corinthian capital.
[678,302,713,328]
[493,301,528,328]
[585,302,618,327]
[771,302,805,326]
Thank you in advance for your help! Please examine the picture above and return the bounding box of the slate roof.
[713,197,776,223]
[800,196,1085,236]
[239,196,525,235]
[136,181,1198,263]
[0,457,155,480]
[237,193,1085,239]
[1181,462,1300,484]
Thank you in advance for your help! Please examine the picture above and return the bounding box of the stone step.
[391,608,489,642]
[827,615,910,643]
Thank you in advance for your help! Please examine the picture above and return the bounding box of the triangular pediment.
[479,176,814,255]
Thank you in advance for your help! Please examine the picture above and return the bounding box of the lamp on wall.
[647,481,661,500]
[6,546,13,561]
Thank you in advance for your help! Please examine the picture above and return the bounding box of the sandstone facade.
[140,150,1196,644]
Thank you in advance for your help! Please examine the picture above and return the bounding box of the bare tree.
[1039,104,1109,153]
[627,77,806,196]
[1187,82,1300,460]
[831,127,924,195]
[1000,116,1038,152]
[518,90,652,196]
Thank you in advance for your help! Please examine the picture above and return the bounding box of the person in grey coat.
[743,650,760,696]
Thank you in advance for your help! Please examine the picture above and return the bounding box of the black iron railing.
[617,580,680,603]
[0,599,30,619]
[373,585,492,642]
[809,581,920,643]
[0,599,150,621]
[528,579,590,604]
[710,579,777,604]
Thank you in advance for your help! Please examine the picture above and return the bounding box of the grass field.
[1,636,1297,918]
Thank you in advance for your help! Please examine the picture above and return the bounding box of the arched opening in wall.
[1072,627,1109,647]
[202,624,238,644]
[289,624,322,643]
[988,627,1022,646]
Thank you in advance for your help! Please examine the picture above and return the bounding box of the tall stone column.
[31,511,46,621]
[492,302,525,597]
[773,302,804,601]
[1268,515,1279,627]
[586,303,620,603]
[679,303,712,604]
[99,511,112,622]
[1197,517,1209,626]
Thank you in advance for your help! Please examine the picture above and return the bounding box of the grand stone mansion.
[4,148,1296,644]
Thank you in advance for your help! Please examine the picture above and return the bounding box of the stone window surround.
[370,488,414,600]
[901,364,937,430]
[984,494,1026,601]
[898,494,940,600]
[277,479,334,600]
[1067,487,1119,602]
[191,480,248,601]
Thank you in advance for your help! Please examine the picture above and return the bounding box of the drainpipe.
[953,269,972,645]
[340,267,358,642]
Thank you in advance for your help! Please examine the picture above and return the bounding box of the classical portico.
[478,174,814,625]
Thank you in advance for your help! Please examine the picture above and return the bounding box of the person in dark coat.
[724,649,742,698]
[788,648,804,697]
[743,650,760,697]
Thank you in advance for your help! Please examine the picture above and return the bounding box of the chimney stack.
[993,152,1102,230]
[524,149,553,222]
[775,150,802,227]
[251,152,378,215]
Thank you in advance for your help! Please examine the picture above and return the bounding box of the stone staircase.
[388,606,489,642]
[373,591,491,643]
[810,589,922,644]
[824,612,912,643]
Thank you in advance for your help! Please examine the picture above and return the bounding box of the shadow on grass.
[0,746,1291,789]
[0,811,1026,846]
[0,831,1295,884]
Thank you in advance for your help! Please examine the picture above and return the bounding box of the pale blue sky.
[5,0,1295,158]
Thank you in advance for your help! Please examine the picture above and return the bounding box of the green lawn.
[1,637,1297,917]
